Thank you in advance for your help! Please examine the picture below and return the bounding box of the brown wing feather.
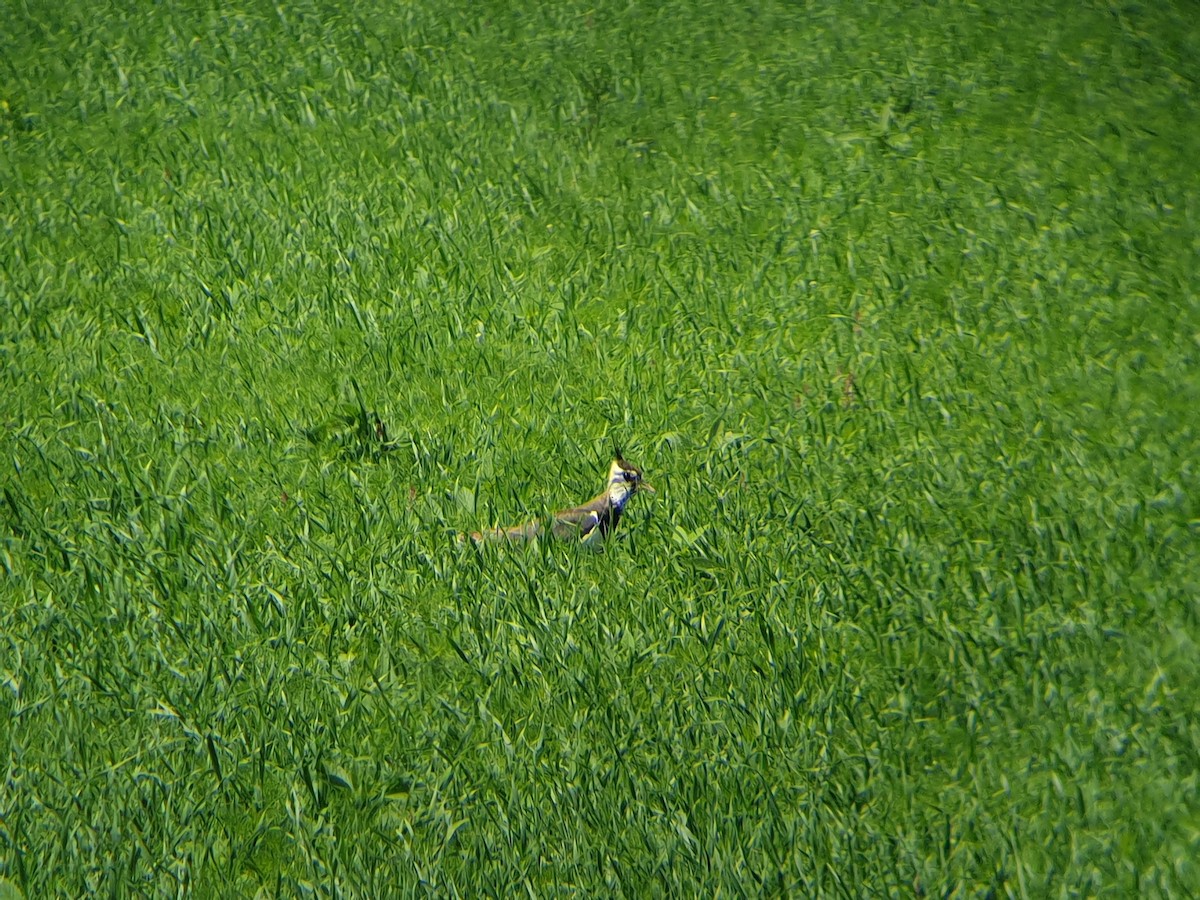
[551,508,601,539]
[552,493,615,540]
[470,519,544,544]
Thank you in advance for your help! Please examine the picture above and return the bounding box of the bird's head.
[607,454,656,508]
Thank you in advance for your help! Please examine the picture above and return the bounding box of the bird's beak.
[640,482,657,494]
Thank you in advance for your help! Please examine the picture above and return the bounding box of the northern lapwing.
[468,454,656,547]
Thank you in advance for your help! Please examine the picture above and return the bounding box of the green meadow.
[2,0,1198,894]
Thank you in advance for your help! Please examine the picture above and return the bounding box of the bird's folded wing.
[551,505,603,540]
[470,519,544,544]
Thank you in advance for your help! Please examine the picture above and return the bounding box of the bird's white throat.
[606,459,639,509]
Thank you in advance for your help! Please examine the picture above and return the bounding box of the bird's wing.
[552,494,611,541]
[470,519,544,545]
[551,506,602,539]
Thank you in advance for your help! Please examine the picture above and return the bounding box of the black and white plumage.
[468,456,655,547]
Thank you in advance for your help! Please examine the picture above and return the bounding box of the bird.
[467,454,656,547]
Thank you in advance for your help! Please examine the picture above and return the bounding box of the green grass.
[2,0,1198,894]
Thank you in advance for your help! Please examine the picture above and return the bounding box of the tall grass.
[2,0,1197,894]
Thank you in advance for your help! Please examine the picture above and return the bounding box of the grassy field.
[2,0,1198,894]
